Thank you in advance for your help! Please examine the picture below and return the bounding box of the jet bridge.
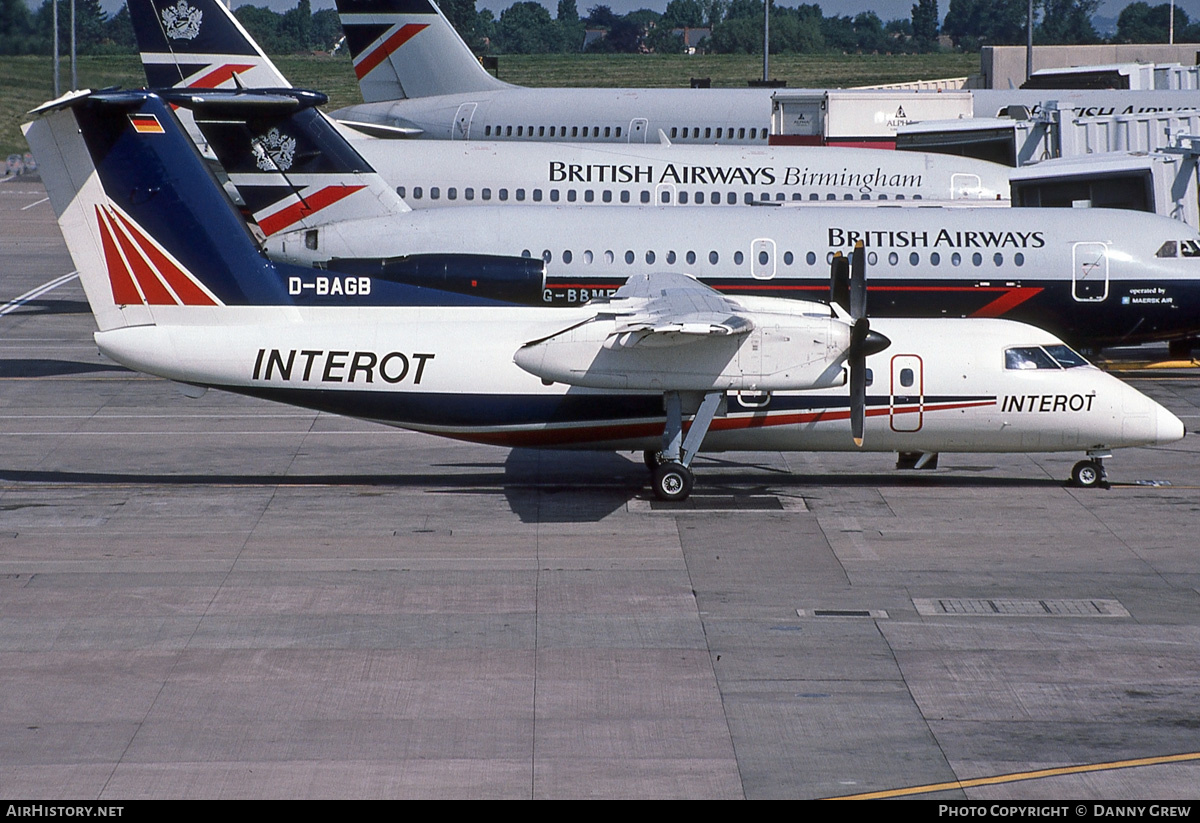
[897,104,1200,227]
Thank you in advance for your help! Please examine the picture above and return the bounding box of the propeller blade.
[829,253,849,314]
[850,351,866,447]
[850,241,867,320]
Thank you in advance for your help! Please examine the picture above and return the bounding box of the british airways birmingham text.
[549,163,923,192]
[252,349,434,384]
[829,229,1045,249]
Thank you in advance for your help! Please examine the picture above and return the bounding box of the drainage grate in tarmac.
[630,494,807,513]
[913,598,1129,617]
[796,608,888,619]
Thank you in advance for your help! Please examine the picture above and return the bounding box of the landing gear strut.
[647,390,724,502]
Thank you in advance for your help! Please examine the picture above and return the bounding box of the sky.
[92,0,1200,31]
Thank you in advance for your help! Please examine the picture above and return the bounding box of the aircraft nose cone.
[1156,403,1186,445]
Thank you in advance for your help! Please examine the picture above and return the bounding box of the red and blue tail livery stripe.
[351,23,429,80]
[253,184,367,236]
[186,63,256,89]
[94,203,222,307]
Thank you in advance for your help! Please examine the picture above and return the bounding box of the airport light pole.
[71,0,76,91]
[1026,0,1033,81]
[52,0,59,96]
[763,0,770,83]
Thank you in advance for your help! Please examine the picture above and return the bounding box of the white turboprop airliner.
[167,88,1200,352]
[126,0,1010,204]
[24,89,1187,500]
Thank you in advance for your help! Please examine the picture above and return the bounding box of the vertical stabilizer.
[165,88,410,238]
[128,0,290,89]
[335,0,509,101]
[24,90,289,330]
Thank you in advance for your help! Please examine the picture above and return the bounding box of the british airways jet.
[126,0,1011,205]
[327,0,1200,145]
[24,89,1186,499]
[170,87,1200,351]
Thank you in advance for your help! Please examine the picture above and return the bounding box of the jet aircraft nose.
[1155,403,1186,445]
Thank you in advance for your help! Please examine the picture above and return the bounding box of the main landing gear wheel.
[1071,459,1108,489]
[643,449,662,470]
[653,461,694,502]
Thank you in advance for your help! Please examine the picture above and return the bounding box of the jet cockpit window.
[1005,347,1062,370]
[1182,239,1200,257]
[1044,345,1090,368]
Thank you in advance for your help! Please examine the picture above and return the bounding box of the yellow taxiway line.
[825,751,1200,799]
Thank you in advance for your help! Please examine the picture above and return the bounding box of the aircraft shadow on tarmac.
[3,299,91,316]
[0,358,132,377]
[0,448,1065,524]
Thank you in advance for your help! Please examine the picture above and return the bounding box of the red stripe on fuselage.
[968,287,1044,318]
[256,185,366,236]
[354,24,429,80]
[449,399,996,448]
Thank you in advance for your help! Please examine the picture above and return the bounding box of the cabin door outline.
[1072,241,1109,302]
[453,103,477,140]
[890,354,925,432]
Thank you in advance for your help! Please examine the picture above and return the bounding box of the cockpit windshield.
[1005,345,1091,370]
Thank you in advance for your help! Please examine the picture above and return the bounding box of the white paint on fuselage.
[344,133,1013,207]
[92,310,1184,456]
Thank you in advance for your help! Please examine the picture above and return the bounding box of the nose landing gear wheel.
[652,461,694,502]
[1071,459,1108,489]
[643,449,662,470]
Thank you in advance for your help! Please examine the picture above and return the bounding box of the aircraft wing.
[599,272,754,343]
[515,272,848,392]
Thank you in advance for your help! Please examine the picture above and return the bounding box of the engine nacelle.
[327,253,547,305]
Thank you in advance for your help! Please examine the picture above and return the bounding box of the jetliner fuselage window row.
[478,123,768,142]
[396,186,926,204]
[513,246,1031,271]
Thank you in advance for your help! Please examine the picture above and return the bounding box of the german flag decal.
[129,113,165,134]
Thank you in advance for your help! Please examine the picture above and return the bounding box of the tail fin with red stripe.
[25,90,290,329]
[334,0,508,102]
[25,89,514,325]
[164,88,409,237]
[128,0,289,90]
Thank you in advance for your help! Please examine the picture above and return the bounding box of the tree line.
[1,0,1198,56]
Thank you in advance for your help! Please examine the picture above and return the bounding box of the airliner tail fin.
[335,0,509,101]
